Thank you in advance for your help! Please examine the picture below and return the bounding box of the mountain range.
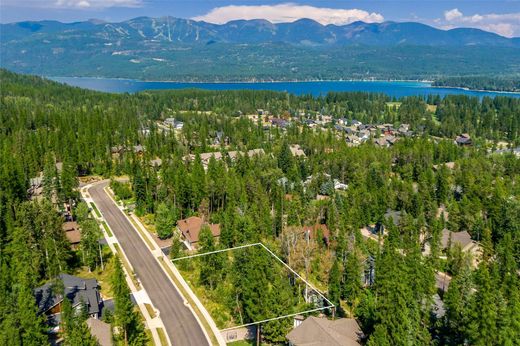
[1,16,519,81]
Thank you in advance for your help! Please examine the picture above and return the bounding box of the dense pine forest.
[433,76,520,93]
[1,68,520,345]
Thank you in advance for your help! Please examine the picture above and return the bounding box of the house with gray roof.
[441,229,481,258]
[34,274,103,330]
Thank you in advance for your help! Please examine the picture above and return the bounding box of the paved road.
[89,181,209,346]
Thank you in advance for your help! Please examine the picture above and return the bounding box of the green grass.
[102,221,113,237]
[156,328,168,346]
[144,303,156,319]
[128,216,155,250]
[73,247,115,298]
[90,202,101,217]
[227,340,255,346]
[113,243,140,289]
[177,265,234,329]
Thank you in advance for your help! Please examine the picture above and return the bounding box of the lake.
[49,77,520,99]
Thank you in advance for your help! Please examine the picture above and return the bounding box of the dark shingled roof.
[34,274,101,316]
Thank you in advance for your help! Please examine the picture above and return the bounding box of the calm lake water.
[50,77,520,99]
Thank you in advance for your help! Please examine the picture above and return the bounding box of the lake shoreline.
[47,76,520,98]
[48,75,434,85]
[48,75,520,95]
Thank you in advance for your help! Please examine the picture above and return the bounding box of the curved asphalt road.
[89,181,209,346]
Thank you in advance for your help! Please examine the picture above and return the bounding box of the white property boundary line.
[172,242,335,331]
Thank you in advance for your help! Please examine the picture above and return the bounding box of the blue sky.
[2,1,520,37]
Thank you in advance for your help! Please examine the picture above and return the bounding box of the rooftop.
[286,316,362,346]
[177,216,220,244]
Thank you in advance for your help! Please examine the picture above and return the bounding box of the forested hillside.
[0,69,519,344]
[433,76,520,93]
[2,17,520,82]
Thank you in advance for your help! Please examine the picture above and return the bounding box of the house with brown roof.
[286,316,362,346]
[62,221,81,250]
[176,216,221,250]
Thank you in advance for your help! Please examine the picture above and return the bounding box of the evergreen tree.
[155,202,175,239]
[277,141,293,174]
[112,257,146,345]
[80,219,102,271]
[16,284,48,345]
[198,225,225,289]
[328,259,341,308]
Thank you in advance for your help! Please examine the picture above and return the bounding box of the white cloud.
[53,0,142,9]
[442,8,520,37]
[444,8,463,21]
[192,3,384,26]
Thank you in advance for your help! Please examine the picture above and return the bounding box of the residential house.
[110,145,125,156]
[214,131,228,145]
[200,152,223,166]
[182,152,224,169]
[34,274,103,331]
[304,119,317,128]
[163,117,184,129]
[133,145,145,154]
[441,229,481,262]
[164,117,176,126]
[286,316,363,346]
[177,216,221,250]
[290,144,306,158]
[247,148,265,157]
[345,135,360,145]
[63,221,81,250]
[337,118,349,126]
[494,147,520,157]
[28,175,44,199]
[455,133,472,146]
[359,129,371,140]
[333,179,348,191]
[433,162,456,171]
[271,118,289,128]
[149,158,163,167]
[228,149,265,161]
[398,123,410,133]
[371,209,403,236]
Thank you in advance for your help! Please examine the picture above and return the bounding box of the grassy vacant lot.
[175,244,313,330]
[74,246,115,298]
